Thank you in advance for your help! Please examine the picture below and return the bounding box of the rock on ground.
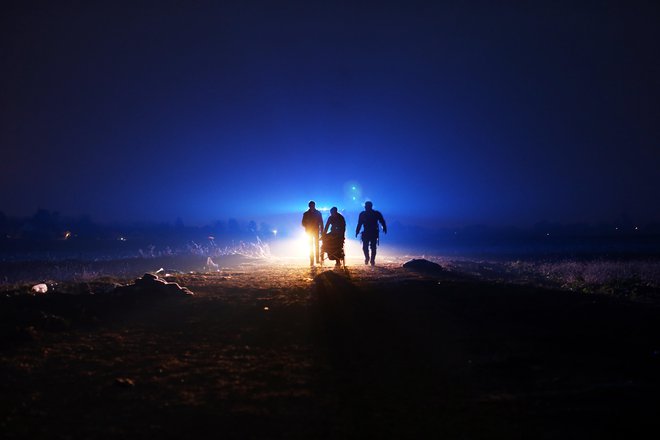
[113,273,194,297]
[402,258,445,273]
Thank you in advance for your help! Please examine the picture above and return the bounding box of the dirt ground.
[2,260,660,439]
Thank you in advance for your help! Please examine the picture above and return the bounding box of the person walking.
[323,207,346,267]
[302,200,324,266]
[355,201,387,266]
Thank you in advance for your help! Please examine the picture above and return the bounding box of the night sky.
[2,1,659,227]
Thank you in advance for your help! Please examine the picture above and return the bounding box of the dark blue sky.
[2,1,659,227]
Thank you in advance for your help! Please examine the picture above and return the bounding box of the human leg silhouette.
[308,234,319,266]
[370,239,377,265]
[315,235,320,264]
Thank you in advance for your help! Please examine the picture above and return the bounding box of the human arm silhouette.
[316,212,324,237]
[378,212,387,234]
[355,213,363,238]
[338,215,346,235]
[323,217,331,236]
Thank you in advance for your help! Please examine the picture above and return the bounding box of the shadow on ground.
[1,262,660,439]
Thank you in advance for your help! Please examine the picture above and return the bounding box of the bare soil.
[2,261,660,439]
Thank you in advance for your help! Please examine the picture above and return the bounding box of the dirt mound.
[313,270,354,294]
[113,273,194,297]
[402,258,445,273]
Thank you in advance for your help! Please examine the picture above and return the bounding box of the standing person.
[302,200,324,266]
[355,201,387,266]
[323,207,346,267]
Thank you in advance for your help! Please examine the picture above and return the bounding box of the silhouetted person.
[355,201,387,266]
[302,200,323,266]
[323,207,346,267]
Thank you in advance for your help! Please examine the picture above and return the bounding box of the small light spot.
[263,306,269,311]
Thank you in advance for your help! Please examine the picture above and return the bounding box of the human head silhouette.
[330,207,338,214]
[308,201,316,209]
[365,201,373,211]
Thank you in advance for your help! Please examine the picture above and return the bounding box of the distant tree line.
[0,209,276,244]
[1,209,660,247]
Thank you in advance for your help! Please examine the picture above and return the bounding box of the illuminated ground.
[1,258,660,438]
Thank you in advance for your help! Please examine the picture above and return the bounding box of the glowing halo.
[343,181,363,207]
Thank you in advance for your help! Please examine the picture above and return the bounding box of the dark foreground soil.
[2,261,660,439]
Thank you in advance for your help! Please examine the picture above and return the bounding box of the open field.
[2,257,660,438]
